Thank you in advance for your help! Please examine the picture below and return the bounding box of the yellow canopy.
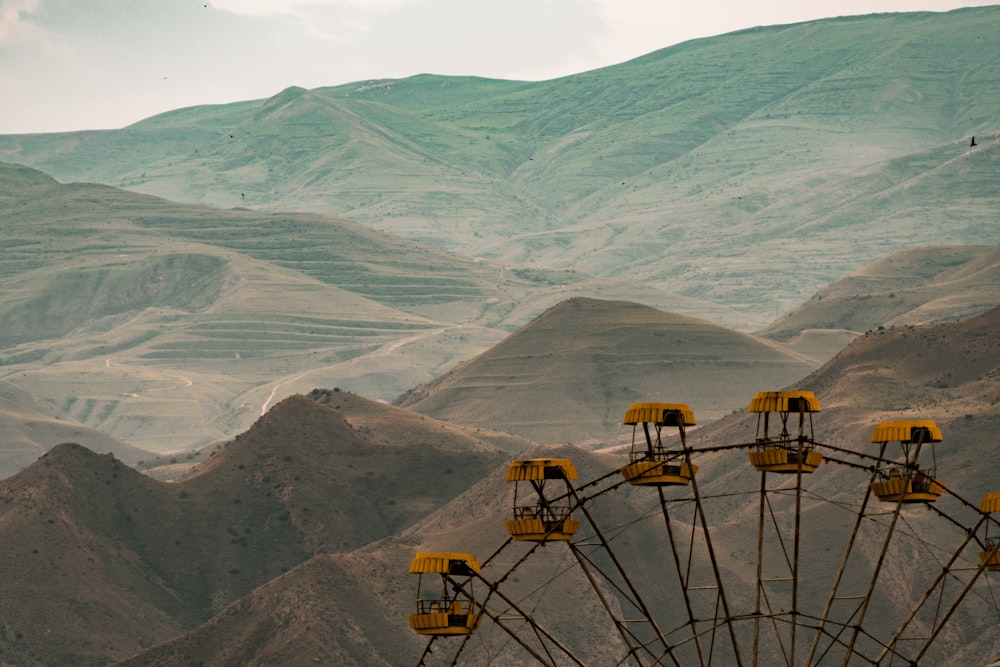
[506,458,578,481]
[409,552,480,574]
[623,402,696,426]
[748,391,820,413]
[870,420,943,444]
[980,492,1000,514]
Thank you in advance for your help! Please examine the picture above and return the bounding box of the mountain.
[396,297,818,445]
[2,8,998,325]
[114,445,635,667]
[0,160,725,458]
[306,387,535,454]
[756,244,1000,361]
[0,395,510,665]
[113,308,1000,666]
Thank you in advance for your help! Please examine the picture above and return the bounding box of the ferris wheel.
[406,391,1000,666]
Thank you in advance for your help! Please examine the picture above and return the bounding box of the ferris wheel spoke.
[656,486,709,667]
[456,571,585,667]
[407,398,1000,666]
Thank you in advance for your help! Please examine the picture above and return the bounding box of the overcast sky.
[1,0,996,134]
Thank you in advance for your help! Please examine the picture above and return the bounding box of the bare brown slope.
[684,307,1000,516]
[306,387,535,454]
[178,395,507,556]
[0,395,508,666]
[396,297,817,445]
[119,310,1000,666]
[0,444,191,666]
[677,306,1000,665]
[758,245,1000,361]
[114,447,651,667]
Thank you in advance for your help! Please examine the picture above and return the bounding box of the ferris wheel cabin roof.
[870,420,943,444]
[409,552,480,575]
[623,402,696,426]
[748,391,820,413]
[506,458,578,482]
[981,492,1000,514]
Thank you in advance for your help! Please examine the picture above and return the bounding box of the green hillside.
[0,162,718,455]
[1,8,998,323]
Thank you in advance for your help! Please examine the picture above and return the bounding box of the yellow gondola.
[869,420,945,503]
[407,552,484,636]
[979,492,1000,572]
[505,458,580,541]
[747,391,823,473]
[619,402,698,486]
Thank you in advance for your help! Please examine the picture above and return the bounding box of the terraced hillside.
[2,8,998,323]
[1,162,714,453]
[0,380,145,478]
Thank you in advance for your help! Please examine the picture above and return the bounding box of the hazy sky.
[1,1,996,134]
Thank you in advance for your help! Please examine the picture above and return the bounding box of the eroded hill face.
[0,396,509,665]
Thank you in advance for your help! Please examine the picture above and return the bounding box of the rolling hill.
[0,380,149,478]
[4,8,1000,467]
[0,7,997,664]
[395,297,819,445]
[1,8,998,324]
[0,161,730,457]
[0,394,511,665]
[111,308,1000,666]
[756,244,1000,360]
